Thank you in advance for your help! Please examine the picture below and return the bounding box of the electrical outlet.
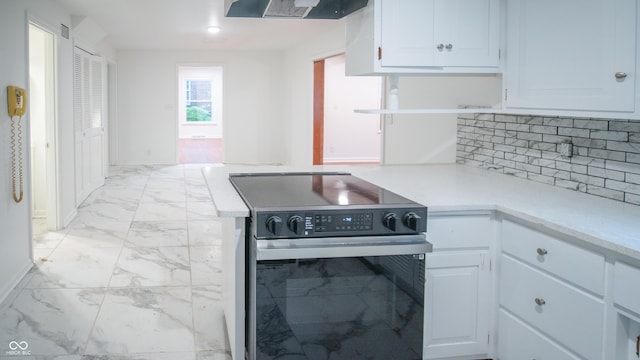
[559,141,573,157]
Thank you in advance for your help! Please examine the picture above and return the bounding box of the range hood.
[224,0,368,19]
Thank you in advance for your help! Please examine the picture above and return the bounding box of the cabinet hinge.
[487,332,490,344]
[378,46,382,60]
[504,88,508,101]
[489,259,492,272]
[498,48,501,60]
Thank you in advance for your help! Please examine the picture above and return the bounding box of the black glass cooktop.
[229,172,417,210]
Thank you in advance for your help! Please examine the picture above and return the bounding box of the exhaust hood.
[224,0,368,19]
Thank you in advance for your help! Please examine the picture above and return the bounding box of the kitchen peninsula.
[204,163,640,360]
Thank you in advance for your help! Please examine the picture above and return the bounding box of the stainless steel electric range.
[229,172,432,360]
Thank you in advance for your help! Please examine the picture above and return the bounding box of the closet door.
[74,47,105,205]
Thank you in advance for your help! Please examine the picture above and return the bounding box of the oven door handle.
[255,234,432,261]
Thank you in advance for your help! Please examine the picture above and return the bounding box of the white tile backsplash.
[457,114,640,205]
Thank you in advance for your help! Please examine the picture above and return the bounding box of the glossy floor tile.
[0,165,232,360]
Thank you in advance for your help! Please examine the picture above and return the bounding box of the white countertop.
[202,163,640,261]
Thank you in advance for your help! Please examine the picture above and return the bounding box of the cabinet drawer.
[613,261,640,315]
[498,310,580,360]
[500,255,604,359]
[501,220,605,296]
[427,214,493,250]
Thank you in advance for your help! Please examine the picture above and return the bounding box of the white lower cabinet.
[498,219,606,360]
[425,251,491,359]
[498,310,581,360]
[613,261,640,315]
[613,312,640,360]
[499,255,604,359]
[422,214,638,360]
[612,261,640,360]
[501,220,605,296]
[424,213,494,359]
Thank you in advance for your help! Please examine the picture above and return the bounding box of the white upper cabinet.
[433,0,501,67]
[346,0,502,75]
[379,0,436,67]
[504,0,637,113]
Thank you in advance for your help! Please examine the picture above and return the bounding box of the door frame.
[175,63,225,164]
[28,15,61,230]
[312,55,383,165]
[107,60,118,167]
[312,60,325,165]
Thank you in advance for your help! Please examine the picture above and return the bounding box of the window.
[186,80,212,122]
[178,66,223,128]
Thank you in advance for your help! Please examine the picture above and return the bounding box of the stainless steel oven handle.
[255,234,432,261]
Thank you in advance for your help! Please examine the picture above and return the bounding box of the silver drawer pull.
[436,43,444,51]
[615,72,628,79]
[445,43,453,50]
[535,298,546,306]
[536,248,548,256]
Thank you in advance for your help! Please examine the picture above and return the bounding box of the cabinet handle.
[615,72,628,79]
[536,248,548,256]
[445,43,453,50]
[436,43,444,51]
[535,298,546,306]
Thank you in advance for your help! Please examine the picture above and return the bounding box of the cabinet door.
[505,0,636,112]
[434,0,501,66]
[424,251,491,359]
[380,0,435,67]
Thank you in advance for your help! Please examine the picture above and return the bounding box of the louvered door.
[73,47,105,205]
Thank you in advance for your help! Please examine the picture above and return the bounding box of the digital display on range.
[314,213,373,232]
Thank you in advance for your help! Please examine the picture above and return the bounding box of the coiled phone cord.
[10,115,24,203]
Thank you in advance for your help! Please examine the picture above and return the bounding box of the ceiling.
[55,0,346,51]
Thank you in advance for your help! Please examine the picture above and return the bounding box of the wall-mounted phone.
[7,85,27,203]
[7,85,27,117]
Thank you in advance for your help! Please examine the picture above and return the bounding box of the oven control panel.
[315,213,373,232]
[254,207,427,239]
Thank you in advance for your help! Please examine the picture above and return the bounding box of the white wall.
[116,50,285,165]
[281,22,501,166]
[324,54,381,163]
[0,0,75,303]
[282,22,347,166]
[383,75,502,164]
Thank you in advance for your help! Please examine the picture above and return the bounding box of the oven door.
[248,235,432,360]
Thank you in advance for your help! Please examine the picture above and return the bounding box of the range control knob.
[383,213,398,231]
[403,212,422,231]
[265,215,283,236]
[287,215,305,236]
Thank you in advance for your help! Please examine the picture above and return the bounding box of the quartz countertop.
[202,163,640,261]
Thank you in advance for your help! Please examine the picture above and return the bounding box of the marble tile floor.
[0,165,232,360]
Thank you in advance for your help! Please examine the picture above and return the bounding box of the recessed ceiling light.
[207,26,221,34]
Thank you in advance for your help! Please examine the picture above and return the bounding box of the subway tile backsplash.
[456,114,640,205]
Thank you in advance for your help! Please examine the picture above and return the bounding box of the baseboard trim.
[62,208,78,228]
[0,259,34,309]
[323,156,380,164]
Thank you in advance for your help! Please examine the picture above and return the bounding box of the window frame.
[178,65,223,126]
